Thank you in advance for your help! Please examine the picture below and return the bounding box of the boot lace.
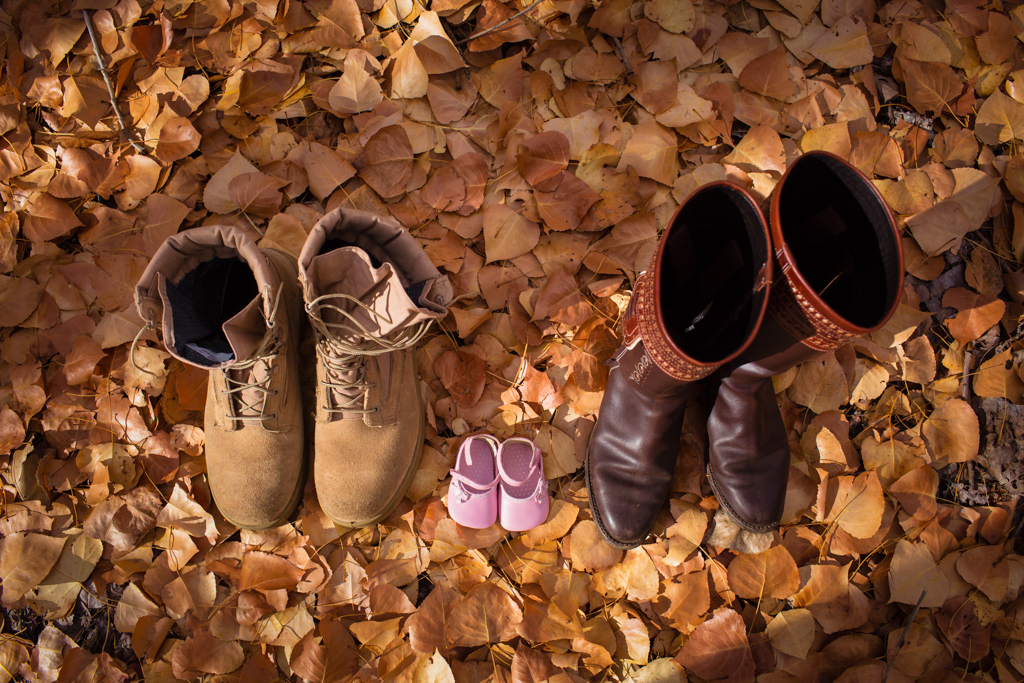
[222,284,285,422]
[305,292,435,416]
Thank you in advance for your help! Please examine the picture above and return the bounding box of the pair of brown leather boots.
[587,151,904,548]
[135,209,452,530]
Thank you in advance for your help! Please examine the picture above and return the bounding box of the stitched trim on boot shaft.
[634,273,717,382]
[769,275,856,352]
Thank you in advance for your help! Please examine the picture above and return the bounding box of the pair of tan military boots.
[135,208,452,530]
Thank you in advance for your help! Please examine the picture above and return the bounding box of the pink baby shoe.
[447,434,500,529]
[497,437,549,532]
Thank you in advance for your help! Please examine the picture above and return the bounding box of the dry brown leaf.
[447,581,522,646]
[942,287,1005,344]
[975,88,1024,145]
[0,532,66,604]
[517,132,570,189]
[674,608,755,683]
[569,520,622,571]
[534,270,592,327]
[617,119,680,186]
[354,125,415,199]
[155,117,201,163]
[808,17,874,68]
[738,47,795,100]
[824,471,885,539]
[935,597,990,662]
[727,545,801,600]
[534,172,601,232]
[889,465,938,520]
[899,57,963,114]
[888,540,950,608]
[766,608,816,660]
[329,62,383,115]
[22,193,83,243]
[171,629,245,678]
[434,350,486,409]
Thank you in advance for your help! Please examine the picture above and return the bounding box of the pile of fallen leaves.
[1,0,1023,680]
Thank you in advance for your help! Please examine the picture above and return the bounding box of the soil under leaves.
[1,0,1024,681]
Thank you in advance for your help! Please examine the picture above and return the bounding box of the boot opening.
[659,185,769,364]
[164,257,260,366]
[778,154,900,328]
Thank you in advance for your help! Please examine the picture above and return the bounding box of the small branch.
[81,9,146,154]
[611,36,633,76]
[455,0,544,46]
[881,590,926,683]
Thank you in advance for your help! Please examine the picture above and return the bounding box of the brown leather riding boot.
[706,151,904,532]
[587,183,772,549]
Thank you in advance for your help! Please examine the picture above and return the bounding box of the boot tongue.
[306,247,439,417]
[223,295,273,419]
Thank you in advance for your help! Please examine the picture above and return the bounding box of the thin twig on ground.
[455,0,544,46]
[881,590,927,683]
[961,346,974,401]
[81,9,146,154]
[611,36,633,75]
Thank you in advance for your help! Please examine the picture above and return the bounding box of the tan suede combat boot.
[298,209,452,528]
[136,226,306,529]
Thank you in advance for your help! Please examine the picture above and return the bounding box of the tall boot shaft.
[707,151,904,532]
[588,182,772,549]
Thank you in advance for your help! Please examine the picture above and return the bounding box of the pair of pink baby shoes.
[447,434,549,532]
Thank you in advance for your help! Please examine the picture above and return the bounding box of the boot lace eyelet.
[373,407,380,414]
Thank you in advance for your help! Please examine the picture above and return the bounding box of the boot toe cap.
[587,455,669,549]
[205,429,305,530]
[708,465,783,532]
[315,422,421,527]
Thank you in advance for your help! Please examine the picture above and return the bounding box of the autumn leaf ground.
[2,0,1024,681]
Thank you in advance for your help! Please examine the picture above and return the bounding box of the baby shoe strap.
[457,433,499,467]
[497,437,542,487]
[449,468,500,492]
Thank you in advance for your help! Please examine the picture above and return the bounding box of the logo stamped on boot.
[629,351,653,384]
